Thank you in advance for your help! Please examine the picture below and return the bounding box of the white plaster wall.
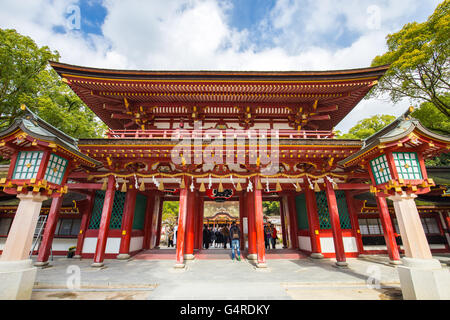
[363,244,445,251]
[320,237,358,253]
[51,238,77,252]
[82,237,120,254]
[298,236,312,252]
[129,236,144,252]
[1,238,76,253]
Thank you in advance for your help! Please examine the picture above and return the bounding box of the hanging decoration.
[134,174,139,189]
[121,180,127,193]
[190,178,195,192]
[199,182,206,192]
[247,179,253,192]
[139,179,146,192]
[276,180,282,192]
[101,178,107,191]
[208,174,212,189]
[158,180,164,191]
[326,176,339,189]
[314,181,321,192]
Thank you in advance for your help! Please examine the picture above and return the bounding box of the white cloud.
[0,0,441,131]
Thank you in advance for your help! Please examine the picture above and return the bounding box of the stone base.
[389,259,402,265]
[183,254,195,260]
[247,253,257,260]
[116,254,130,260]
[335,261,349,268]
[173,263,185,269]
[397,258,450,300]
[91,262,104,268]
[34,261,49,267]
[73,255,82,260]
[0,259,37,300]
[310,253,324,259]
[256,263,268,268]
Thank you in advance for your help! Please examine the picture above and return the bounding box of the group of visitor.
[202,224,231,249]
[203,222,242,261]
[264,222,278,250]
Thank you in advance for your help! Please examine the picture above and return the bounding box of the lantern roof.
[0,107,101,169]
[339,107,450,168]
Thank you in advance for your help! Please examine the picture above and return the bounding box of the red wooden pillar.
[253,176,267,267]
[287,193,299,249]
[35,195,63,266]
[324,179,347,267]
[74,192,95,258]
[92,175,115,267]
[184,190,196,259]
[279,197,288,248]
[376,195,401,264]
[155,197,163,248]
[305,188,323,258]
[117,188,137,259]
[142,194,155,250]
[345,192,364,255]
[246,189,257,259]
[175,178,189,268]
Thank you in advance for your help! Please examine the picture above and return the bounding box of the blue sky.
[0,0,443,131]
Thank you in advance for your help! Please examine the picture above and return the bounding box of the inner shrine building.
[0,62,449,270]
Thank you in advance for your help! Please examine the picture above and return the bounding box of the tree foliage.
[338,114,396,140]
[0,28,106,138]
[262,201,280,216]
[370,0,450,117]
[412,100,450,166]
[162,201,179,227]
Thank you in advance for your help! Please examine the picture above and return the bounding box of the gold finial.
[409,106,414,113]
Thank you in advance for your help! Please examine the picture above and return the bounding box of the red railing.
[106,129,335,139]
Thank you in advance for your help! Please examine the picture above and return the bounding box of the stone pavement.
[30,253,450,300]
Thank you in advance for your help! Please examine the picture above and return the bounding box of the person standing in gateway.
[229,221,241,261]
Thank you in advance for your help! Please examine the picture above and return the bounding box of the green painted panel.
[132,194,147,230]
[315,191,331,230]
[335,191,352,230]
[315,191,352,230]
[88,190,125,230]
[12,151,43,180]
[393,152,422,180]
[44,153,68,185]
[295,194,309,230]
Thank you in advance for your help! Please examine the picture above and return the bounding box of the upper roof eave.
[50,61,390,82]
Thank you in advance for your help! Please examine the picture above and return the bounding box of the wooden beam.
[316,105,338,113]
[67,183,103,190]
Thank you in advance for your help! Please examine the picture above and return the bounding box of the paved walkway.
[30,252,449,300]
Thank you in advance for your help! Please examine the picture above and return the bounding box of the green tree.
[0,28,106,138]
[162,201,179,227]
[262,201,280,216]
[370,0,450,117]
[412,100,450,166]
[338,115,396,139]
